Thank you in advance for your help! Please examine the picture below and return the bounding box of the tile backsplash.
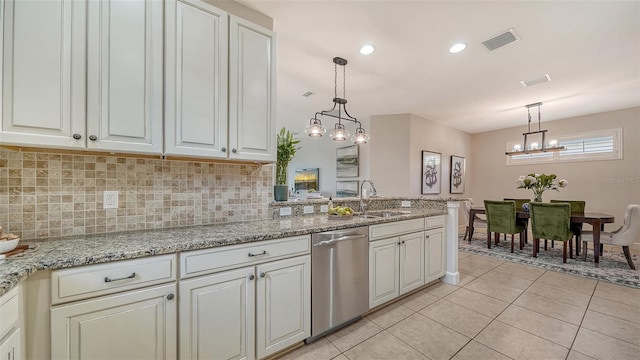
[0,149,274,240]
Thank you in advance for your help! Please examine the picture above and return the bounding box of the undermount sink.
[355,210,411,219]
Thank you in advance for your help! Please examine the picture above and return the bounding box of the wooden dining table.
[468,207,615,267]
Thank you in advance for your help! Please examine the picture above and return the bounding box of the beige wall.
[470,106,640,231]
[370,113,473,198]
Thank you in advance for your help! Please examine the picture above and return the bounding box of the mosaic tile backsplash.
[0,149,274,240]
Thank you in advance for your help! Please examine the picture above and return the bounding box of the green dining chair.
[484,200,526,253]
[550,200,585,258]
[530,202,574,263]
[504,198,531,244]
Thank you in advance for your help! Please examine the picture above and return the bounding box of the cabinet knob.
[260,272,266,278]
[89,135,98,141]
[72,133,82,140]
[249,274,255,280]
[166,293,175,301]
[397,242,401,245]
[402,240,406,244]
[426,235,430,238]
[232,148,237,153]
[221,147,227,153]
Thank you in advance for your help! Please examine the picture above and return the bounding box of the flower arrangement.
[516,173,568,202]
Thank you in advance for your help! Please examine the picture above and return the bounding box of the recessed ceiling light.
[360,44,375,55]
[449,43,467,54]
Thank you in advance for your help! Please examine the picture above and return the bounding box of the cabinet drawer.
[180,235,311,279]
[0,286,19,339]
[425,215,445,230]
[369,218,424,241]
[52,254,177,305]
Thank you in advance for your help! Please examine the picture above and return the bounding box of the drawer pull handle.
[249,274,255,280]
[104,272,136,283]
[166,293,175,301]
[260,272,266,278]
[248,251,267,257]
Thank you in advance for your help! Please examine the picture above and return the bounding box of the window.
[506,128,622,166]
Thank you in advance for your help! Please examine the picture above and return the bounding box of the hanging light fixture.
[306,57,370,145]
[505,102,565,156]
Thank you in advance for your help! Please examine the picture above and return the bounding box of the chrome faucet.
[359,180,378,213]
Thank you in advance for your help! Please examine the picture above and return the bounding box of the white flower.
[525,175,537,185]
[558,179,568,187]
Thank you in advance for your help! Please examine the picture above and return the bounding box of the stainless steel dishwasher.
[306,226,369,343]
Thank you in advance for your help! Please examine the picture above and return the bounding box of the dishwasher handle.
[314,234,367,247]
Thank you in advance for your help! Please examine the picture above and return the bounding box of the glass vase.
[534,193,543,202]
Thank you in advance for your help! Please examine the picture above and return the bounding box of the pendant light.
[505,102,565,156]
[306,57,370,144]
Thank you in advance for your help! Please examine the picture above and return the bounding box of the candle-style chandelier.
[305,57,370,144]
[505,102,565,156]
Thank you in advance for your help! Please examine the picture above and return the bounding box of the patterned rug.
[459,229,640,289]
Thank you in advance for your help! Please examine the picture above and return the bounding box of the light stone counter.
[0,208,448,296]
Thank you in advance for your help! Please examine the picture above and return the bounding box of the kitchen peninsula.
[0,198,460,359]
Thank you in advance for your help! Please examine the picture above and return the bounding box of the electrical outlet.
[103,191,119,209]
[279,207,292,216]
[320,205,328,213]
[303,206,314,214]
[401,201,411,208]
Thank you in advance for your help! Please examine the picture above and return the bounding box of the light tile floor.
[277,251,640,360]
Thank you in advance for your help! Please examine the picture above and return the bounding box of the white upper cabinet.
[166,2,276,161]
[165,0,229,158]
[86,0,164,154]
[0,0,86,149]
[228,15,276,162]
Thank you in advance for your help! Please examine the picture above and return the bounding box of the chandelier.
[505,102,565,156]
[305,57,370,144]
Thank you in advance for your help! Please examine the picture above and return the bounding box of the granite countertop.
[0,208,447,297]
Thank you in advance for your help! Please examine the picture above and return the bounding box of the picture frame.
[336,145,359,178]
[336,180,359,198]
[421,151,441,195]
[294,168,319,192]
[450,155,466,194]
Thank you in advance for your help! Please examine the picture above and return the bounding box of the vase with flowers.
[516,173,568,203]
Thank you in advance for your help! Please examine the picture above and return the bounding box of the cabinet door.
[399,232,425,295]
[425,228,446,283]
[86,0,163,154]
[179,267,255,360]
[0,0,86,149]
[369,237,400,309]
[165,0,229,158]
[0,327,21,360]
[228,16,276,162]
[51,284,177,360]
[256,255,310,359]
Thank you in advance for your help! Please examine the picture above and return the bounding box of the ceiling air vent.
[482,28,520,51]
[520,74,552,87]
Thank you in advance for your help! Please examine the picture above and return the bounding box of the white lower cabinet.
[50,283,177,359]
[369,232,425,309]
[369,215,446,310]
[179,267,255,360]
[1,284,23,360]
[0,328,21,360]
[179,235,311,360]
[425,227,446,283]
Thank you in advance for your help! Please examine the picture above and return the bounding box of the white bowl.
[0,238,19,254]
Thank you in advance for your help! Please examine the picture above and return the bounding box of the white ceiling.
[240,0,640,134]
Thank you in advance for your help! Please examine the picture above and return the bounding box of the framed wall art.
[421,151,441,195]
[450,155,466,194]
[294,168,319,192]
[336,180,359,198]
[336,145,359,178]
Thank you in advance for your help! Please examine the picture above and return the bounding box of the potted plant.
[275,127,300,201]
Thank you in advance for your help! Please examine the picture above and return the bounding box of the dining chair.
[503,198,531,244]
[461,199,487,241]
[530,202,573,263]
[484,200,526,253]
[550,200,586,258]
[581,204,640,269]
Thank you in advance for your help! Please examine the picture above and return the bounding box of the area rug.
[459,229,640,289]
